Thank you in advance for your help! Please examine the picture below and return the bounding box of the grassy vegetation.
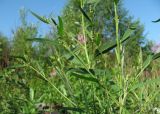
[0,0,160,114]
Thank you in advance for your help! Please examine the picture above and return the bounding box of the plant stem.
[81,0,90,68]
[114,1,126,114]
[114,2,120,66]
[27,63,77,106]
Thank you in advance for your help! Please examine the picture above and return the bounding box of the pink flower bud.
[77,34,87,44]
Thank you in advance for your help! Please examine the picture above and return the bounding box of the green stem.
[114,2,120,65]
[27,63,76,106]
[114,2,125,114]
[81,0,90,68]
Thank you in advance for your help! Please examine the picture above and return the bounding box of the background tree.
[0,33,10,69]
[62,0,145,65]
[62,0,144,39]
[11,8,38,57]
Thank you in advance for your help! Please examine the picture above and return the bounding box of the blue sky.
[0,0,159,43]
[0,0,67,37]
[123,0,160,43]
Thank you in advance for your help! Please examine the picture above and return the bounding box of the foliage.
[0,34,10,69]
[11,8,38,57]
[0,0,160,114]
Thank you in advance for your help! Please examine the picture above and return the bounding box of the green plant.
[23,0,160,113]
[0,0,160,114]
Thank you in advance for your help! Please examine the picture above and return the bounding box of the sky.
[123,0,160,43]
[0,0,67,37]
[0,0,159,43]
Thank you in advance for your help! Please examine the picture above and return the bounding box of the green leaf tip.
[79,6,92,23]
[30,11,50,24]
[114,0,119,5]
[152,18,160,23]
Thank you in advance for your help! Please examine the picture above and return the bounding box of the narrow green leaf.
[67,68,98,83]
[96,40,116,56]
[152,52,160,60]
[95,26,136,56]
[57,16,64,36]
[51,18,57,26]
[63,46,81,61]
[79,6,92,22]
[121,29,134,40]
[152,18,160,23]
[67,68,112,83]
[30,11,50,24]
[71,72,99,83]
[63,52,74,61]
[136,54,153,77]
[68,68,95,75]
[68,67,111,76]
[142,55,153,70]
[26,38,59,46]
